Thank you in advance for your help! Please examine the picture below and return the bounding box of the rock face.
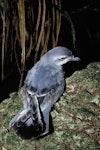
[0,62,100,150]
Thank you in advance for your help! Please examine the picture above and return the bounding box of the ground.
[0,62,100,150]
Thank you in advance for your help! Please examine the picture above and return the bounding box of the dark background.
[0,0,100,102]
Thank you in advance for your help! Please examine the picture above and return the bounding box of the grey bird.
[9,46,80,139]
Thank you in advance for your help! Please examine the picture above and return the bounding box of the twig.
[1,10,5,81]
[34,0,46,63]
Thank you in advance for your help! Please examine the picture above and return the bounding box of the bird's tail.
[9,92,45,138]
[9,107,32,129]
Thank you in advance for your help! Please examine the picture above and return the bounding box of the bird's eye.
[60,57,66,60]
[58,57,66,61]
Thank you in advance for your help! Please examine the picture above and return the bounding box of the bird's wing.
[9,107,32,129]
[9,93,45,138]
[24,90,44,127]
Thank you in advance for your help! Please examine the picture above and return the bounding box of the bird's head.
[42,46,80,66]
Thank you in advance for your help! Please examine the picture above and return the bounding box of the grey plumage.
[9,46,80,139]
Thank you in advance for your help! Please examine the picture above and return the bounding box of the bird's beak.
[70,55,80,61]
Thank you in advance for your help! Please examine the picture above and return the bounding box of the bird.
[9,46,80,139]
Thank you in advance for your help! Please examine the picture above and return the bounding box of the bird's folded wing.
[9,108,32,128]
